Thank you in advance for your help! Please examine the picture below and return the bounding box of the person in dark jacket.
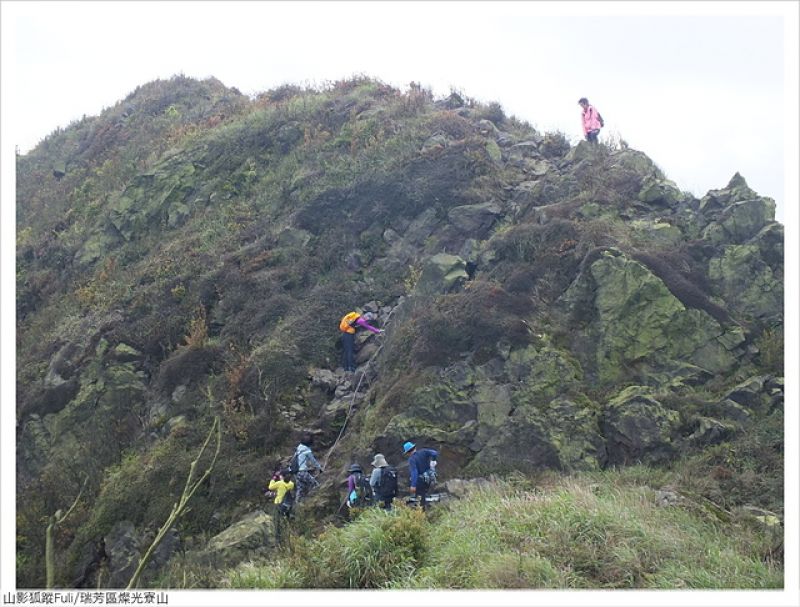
[402,441,438,511]
[369,453,397,510]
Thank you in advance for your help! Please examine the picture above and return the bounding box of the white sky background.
[2,0,792,221]
[2,2,799,606]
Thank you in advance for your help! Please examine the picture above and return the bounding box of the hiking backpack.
[350,473,373,506]
[597,112,604,128]
[288,450,300,475]
[339,312,361,333]
[278,489,295,516]
[376,466,398,498]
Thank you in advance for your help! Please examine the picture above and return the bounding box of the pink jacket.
[582,105,602,135]
[354,316,381,334]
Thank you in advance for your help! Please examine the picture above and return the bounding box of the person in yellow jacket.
[339,311,382,372]
[268,469,295,545]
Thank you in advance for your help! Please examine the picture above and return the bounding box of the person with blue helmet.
[402,441,438,511]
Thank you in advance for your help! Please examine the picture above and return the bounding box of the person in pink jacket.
[578,97,603,143]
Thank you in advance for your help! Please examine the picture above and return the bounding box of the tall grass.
[223,474,782,589]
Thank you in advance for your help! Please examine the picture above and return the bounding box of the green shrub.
[306,506,427,588]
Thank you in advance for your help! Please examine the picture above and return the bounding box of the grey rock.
[171,385,187,403]
[202,510,274,567]
[447,202,502,235]
[415,253,468,295]
[105,521,141,588]
[310,369,339,393]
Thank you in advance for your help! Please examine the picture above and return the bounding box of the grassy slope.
[219,472,782,590]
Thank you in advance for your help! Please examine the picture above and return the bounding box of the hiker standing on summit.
[578,97,604,143]
[339,310,383,373]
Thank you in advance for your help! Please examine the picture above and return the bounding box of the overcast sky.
[2,1,797,223]
[2,2,799,604]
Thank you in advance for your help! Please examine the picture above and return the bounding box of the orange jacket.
[340,312,361,334]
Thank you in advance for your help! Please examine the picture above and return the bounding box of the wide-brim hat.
[371,453,388,467]
[402,441,415,454]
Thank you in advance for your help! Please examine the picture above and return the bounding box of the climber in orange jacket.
[339,311,382,372]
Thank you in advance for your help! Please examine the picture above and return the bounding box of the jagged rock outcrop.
[15,76,783,588]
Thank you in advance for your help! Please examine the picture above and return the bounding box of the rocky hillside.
[15,75,783,588]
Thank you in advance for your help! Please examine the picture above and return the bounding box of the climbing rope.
[320,306,397,471]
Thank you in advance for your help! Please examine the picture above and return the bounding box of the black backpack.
[376,466,398,498]
[351,473,373,506]
[279,489,295,516]
[288,450,300,475]
[597,112,605,128]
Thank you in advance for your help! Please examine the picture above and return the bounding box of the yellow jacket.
[268,479,295,505]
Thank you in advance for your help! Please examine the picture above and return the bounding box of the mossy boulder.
[108,157,199,241]
[630,219,683,246]
[708,398,753,424]
[638,176,683,206]
[564,251,741,384]
[76,227,123,265]
[708,244,782,320]
[601,386,680,465]
[687,416,737,447]
[699,172,760,214]
[380,379,479,449]
[609,148,662,178]
[702,198,776,245]
[414,253,468,295]
[751,222,783,270]
[464,413,562,476]
[506,344,583,401]
[482,393,604,473]
[457,346,602,472]
[111,343,143,363]
[199,510,275,567]
[722,375,774,411]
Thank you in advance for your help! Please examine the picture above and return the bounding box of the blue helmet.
[402,441,415,454]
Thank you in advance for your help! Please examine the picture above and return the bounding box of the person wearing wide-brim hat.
[369,453,398,510]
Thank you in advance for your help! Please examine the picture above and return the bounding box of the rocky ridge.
[15,76,783,587]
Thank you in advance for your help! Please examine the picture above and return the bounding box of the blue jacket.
[408,448,438,489]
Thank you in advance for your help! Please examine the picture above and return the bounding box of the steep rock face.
[562,250,744,384]
[15,76,783,587]
[708,244,782,320]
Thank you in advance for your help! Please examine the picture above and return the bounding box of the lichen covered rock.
[602,386,680,465]
[564,251,741,384]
